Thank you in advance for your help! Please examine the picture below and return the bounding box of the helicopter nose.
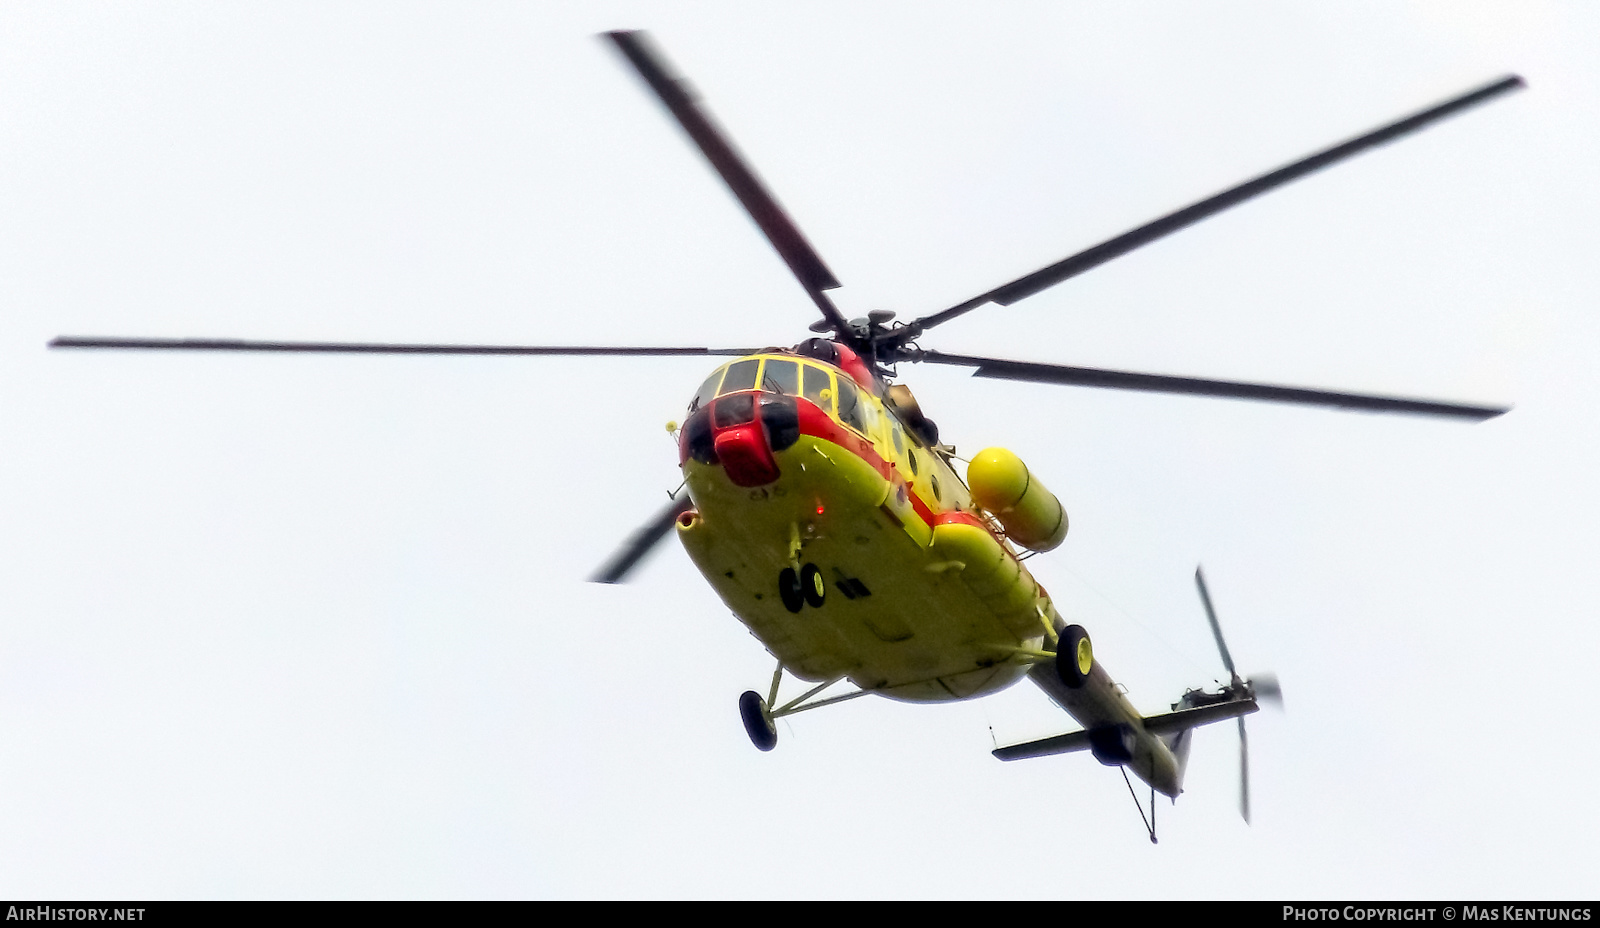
[708,393,780,487]
[714,424,779,487]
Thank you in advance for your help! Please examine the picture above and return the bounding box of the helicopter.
[50,30,1522,839]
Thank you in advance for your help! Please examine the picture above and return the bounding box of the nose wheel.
[739,690,778,751]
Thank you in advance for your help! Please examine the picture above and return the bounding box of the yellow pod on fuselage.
[967,447,1068,552]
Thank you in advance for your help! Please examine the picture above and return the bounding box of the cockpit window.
[761,358,800,396]
[802,364,833,412]
[719,359,760,395]
[689,369,724,411]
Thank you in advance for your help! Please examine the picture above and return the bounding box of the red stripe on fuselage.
[794,397,892,478]
[792,396,950,530]
[933,509,989,530]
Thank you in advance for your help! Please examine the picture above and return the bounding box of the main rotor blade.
[903,74,1525,337]
[591,491,695,584]
[50,337,758,357]
[912,350,1509,420]
[605,31,852,341]
[1195,566,1237,678]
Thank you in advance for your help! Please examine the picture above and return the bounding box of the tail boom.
[996,665,1259,798]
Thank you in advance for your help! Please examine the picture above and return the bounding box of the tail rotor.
[1194,566,1282,824]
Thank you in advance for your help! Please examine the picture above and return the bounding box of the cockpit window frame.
[759,357,801,397]
[689,367,726,412]
[801,362,834,415]
[697,355,880,432]
[718,358,761,396]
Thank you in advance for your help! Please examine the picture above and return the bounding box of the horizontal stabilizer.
[1140,697,1259,736]
[993,729,1094,761]
[991,696,1258,762]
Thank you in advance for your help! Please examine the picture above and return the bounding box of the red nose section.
[714,425,780,487]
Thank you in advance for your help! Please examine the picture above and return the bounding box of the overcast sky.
[2,1,1596,899]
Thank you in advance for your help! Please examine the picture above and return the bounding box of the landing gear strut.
[736,660,871,752]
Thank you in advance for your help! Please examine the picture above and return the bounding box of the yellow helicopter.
[51,30,1521,840]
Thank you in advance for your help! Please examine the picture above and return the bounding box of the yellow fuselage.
[674,350,1180,794]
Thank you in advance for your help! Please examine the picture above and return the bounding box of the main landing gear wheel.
[778,567,804,613]
[739,690,777,752]
[800,563,826,608]
[1056,624,1093,689]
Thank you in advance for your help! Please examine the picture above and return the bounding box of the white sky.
[2,1,1596,900]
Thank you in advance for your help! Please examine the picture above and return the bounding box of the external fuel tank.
[966,447,1068,552]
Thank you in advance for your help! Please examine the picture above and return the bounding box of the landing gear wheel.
[778,568,804,613]
[1056,624,1093,689]
[800,563,826,608]
[739,690,777,751]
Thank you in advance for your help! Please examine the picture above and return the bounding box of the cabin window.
[802,364,833,412]
[891,420,906,455]
[855,388,879,436]
[761,358,800,396]
[837,378,865,433]
[907,448,919,475]
[719,359,760,395]
[689,369,724,411]
[929,473,941,503]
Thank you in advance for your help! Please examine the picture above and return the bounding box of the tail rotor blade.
[1239,716,1252,825]
[1195,566,1238,678]
[1196,567,1271,823]
[1252,672,1285,708]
